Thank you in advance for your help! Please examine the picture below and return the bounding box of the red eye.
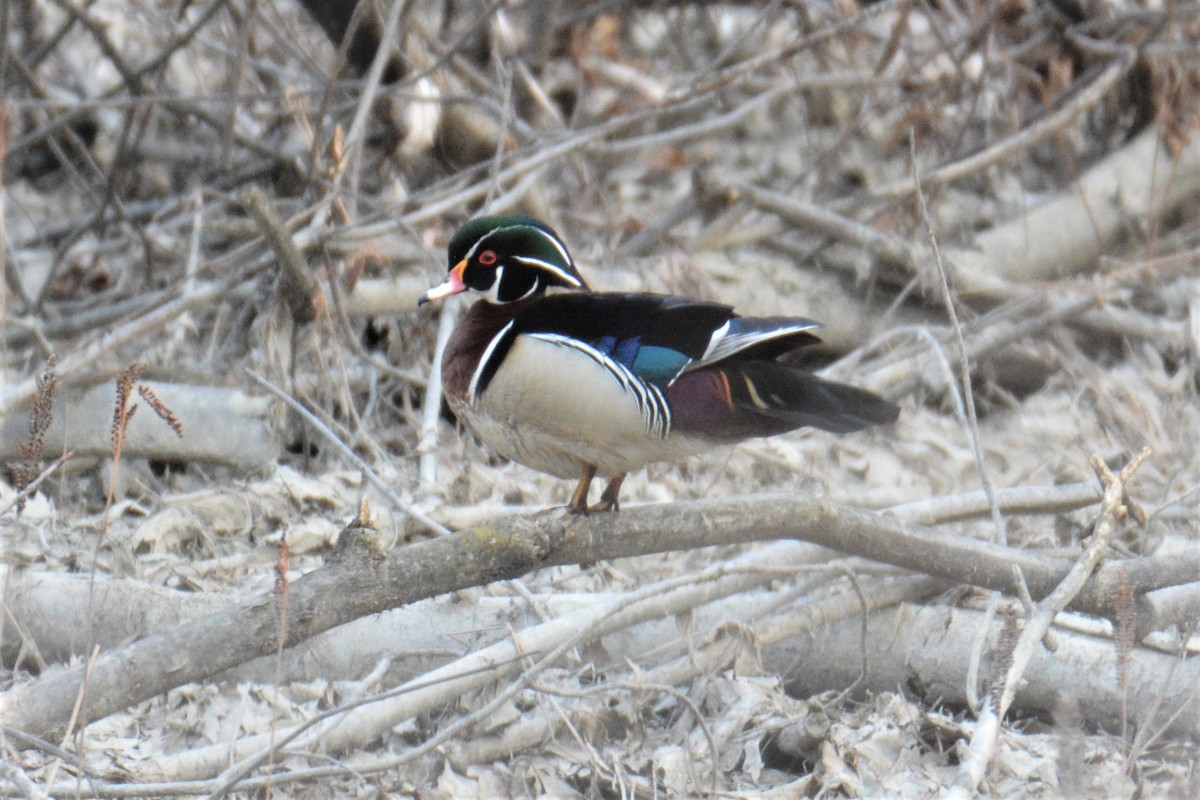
[478,250,498,266]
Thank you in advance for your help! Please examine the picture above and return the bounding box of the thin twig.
[245,369,450,536]
[339,0,410,218]
[948,448,1151,797]
[418,283,458,491]
[870,48,1140,199]
[0,451,75,519]
[911,133,1007,545]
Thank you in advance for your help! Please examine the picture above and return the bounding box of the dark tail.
[669,363,898,440]
[760,368,900,433]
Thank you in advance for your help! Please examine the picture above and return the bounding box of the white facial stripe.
[480,265,543,303]
[477,266,504,304]
[469,320,515,403]
[511,255,584,287]
[531,226,573,267]
[510,278,540,302]
[463,231,488,261]
[466,224,576,274]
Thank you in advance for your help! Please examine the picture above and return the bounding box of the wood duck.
[419,215,898,513]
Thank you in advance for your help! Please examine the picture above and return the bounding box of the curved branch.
[3,490,1195,741]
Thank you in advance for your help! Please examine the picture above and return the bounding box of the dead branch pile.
[2,1,1199,797]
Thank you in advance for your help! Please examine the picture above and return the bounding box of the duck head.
[419,215,591,306]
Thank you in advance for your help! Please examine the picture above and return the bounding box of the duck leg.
[590,474,625,513]
[566,464,597,514]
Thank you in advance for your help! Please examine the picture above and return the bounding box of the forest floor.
[2,1,1200,797]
